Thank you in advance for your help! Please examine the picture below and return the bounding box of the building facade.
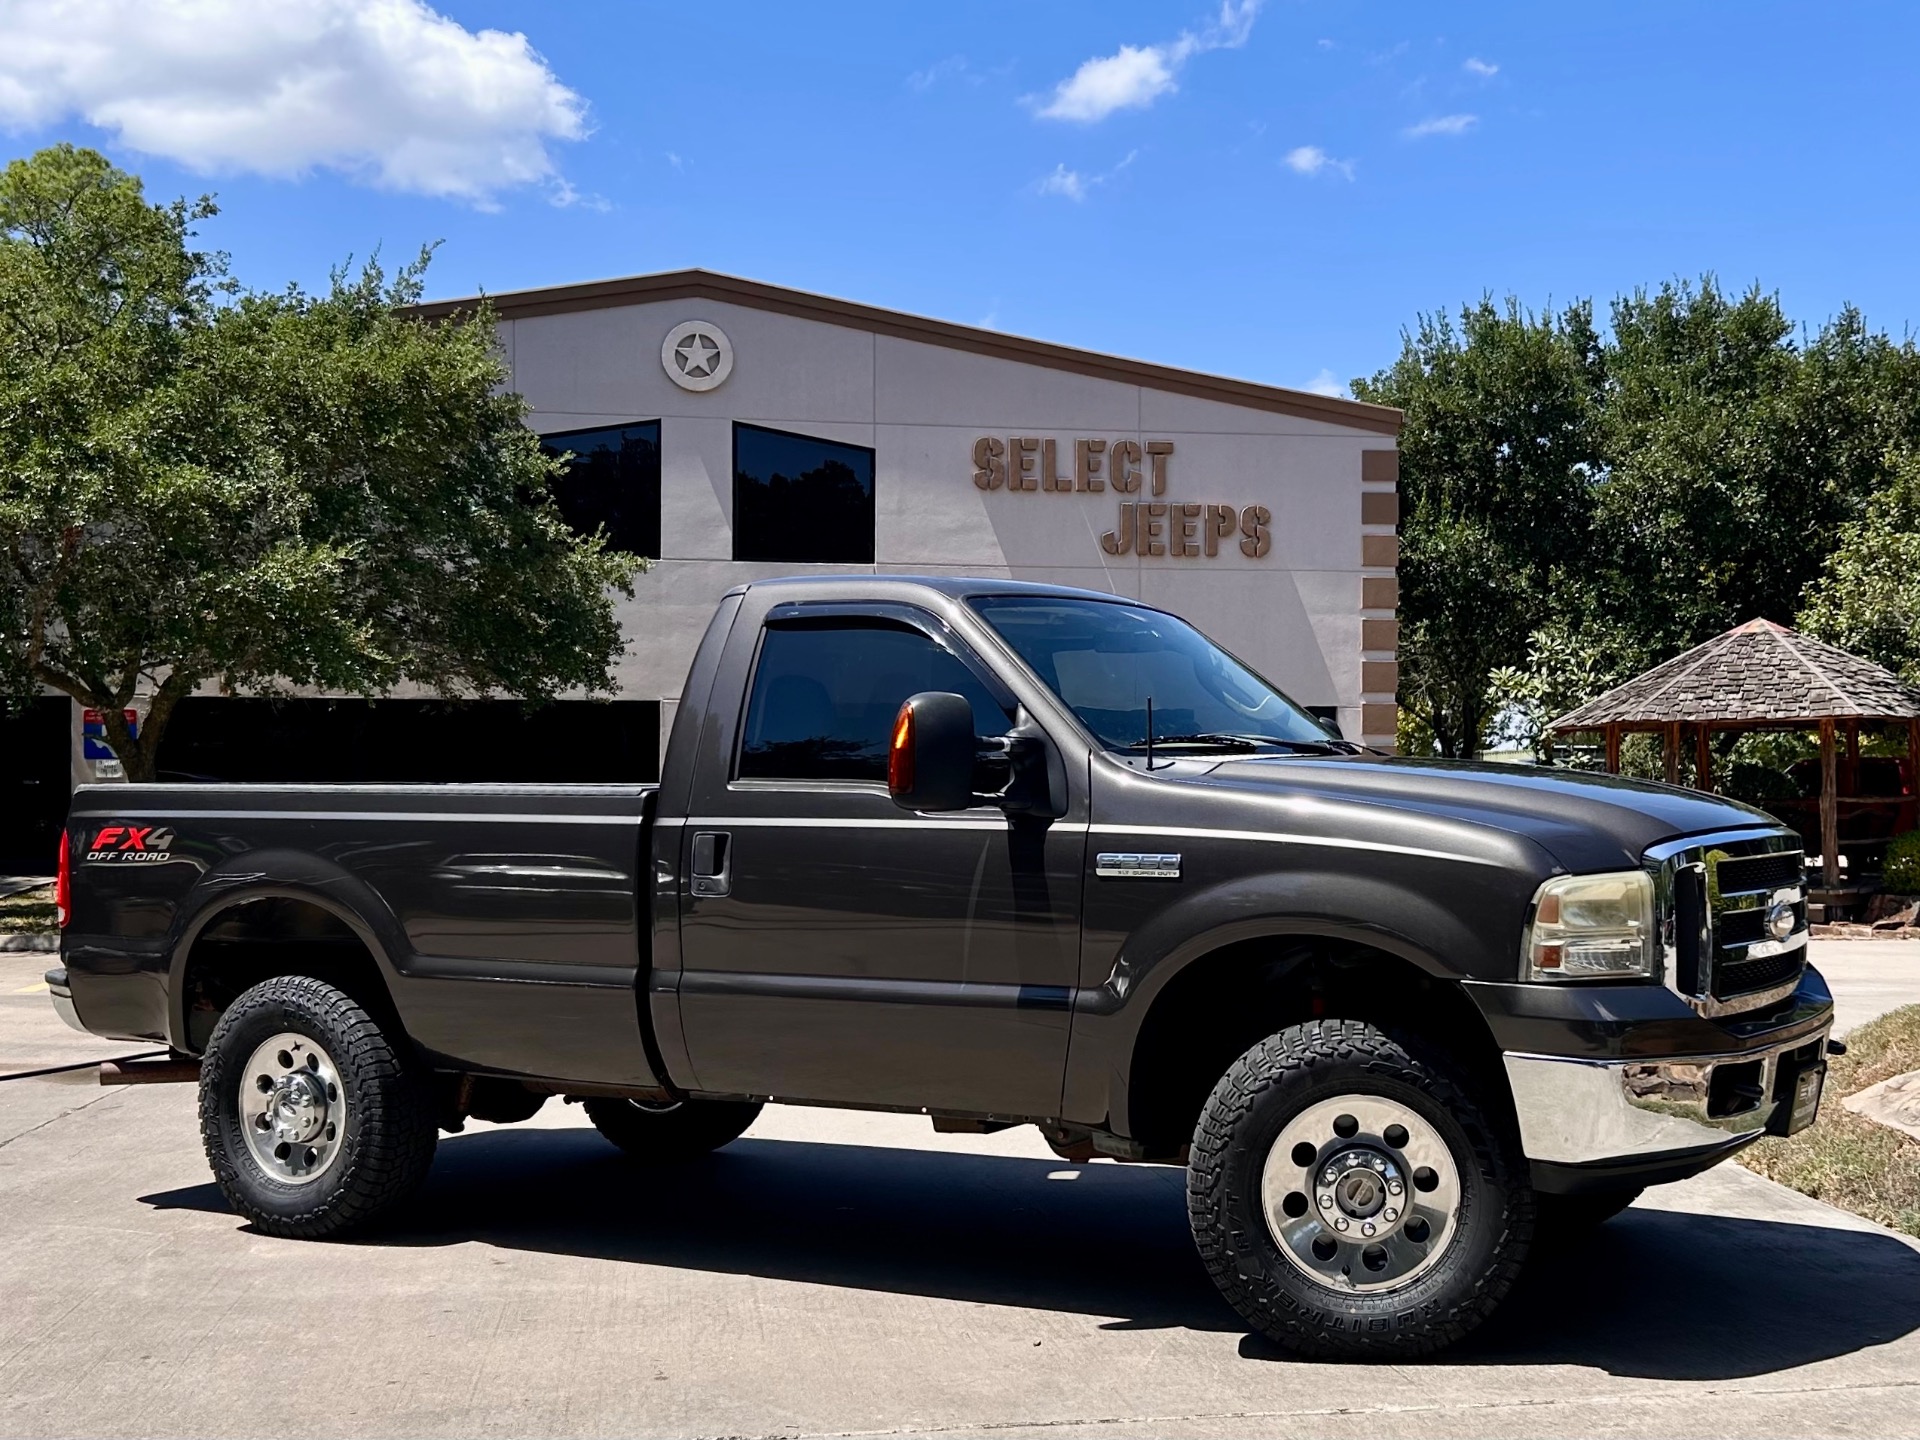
[438,269,1402,756]
[0,270,1400,873]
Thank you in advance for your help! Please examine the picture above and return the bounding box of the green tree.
[0,145,638,781]
[1354,299,1604,756]
[1588,279,1918,663]
[1798,451,1920,685]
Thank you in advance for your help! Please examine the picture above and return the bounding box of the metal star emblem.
[675,332,719,378]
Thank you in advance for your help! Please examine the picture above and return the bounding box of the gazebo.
[1548,619,1920,889]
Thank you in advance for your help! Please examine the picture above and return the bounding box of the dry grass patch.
[1740,1004,1920,1237]
[0,884,56,935]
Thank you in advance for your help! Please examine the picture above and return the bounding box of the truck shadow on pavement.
[142,1125,1920,1380]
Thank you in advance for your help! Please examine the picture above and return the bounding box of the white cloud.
[1304,368,1347,397]
[1283,145,1353,180]
[907,55,969,92]
[0,0,587,204]
[1404,113,1478,138]
[1036,150,1137,202]
[1036,0,1261,122]
[1038,163,1090,201]
[1463,56,1499,78]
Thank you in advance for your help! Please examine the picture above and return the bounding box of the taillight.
[55,830,70,928]
[888,704,915,795]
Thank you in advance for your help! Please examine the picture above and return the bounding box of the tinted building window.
[540,423,661,558]
[156,699,660,784]
[739,623,1008,783]
[733,423,875,564]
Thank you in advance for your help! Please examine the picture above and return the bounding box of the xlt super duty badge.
[83,825,175,863]
[1096,852,1182,879]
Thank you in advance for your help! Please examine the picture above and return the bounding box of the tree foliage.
[0,145,639,780]
[1364,277,1920,756]
[1352,299,1604,756]
[1798,451,1920,686]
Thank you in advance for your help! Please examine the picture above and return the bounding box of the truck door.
[673,603,1084,1116]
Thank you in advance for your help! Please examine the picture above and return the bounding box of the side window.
[739,623,1009,783]
[539,423,661,558]
[732,422,875,564]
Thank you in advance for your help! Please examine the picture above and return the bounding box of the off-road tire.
[198,975,437,1239]
[1187,1018,1532,1360]
[1537,1186,1642,1239]
[584,1096,763,1160]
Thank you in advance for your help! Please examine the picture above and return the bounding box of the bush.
[1885,830,1920,895]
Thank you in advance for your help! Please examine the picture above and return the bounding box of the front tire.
[198,976,437,1239]
[1187,1018,1532,1360]
[584,1096,763,1161]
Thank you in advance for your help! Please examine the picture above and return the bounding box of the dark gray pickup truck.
[50,576,1835,1358]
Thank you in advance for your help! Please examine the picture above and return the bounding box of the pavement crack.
[0,1087,118,1151]
[765,1377,1920,1439]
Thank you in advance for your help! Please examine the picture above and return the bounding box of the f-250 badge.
[83,825,176,863]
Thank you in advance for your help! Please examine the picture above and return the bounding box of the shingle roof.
[1549,619,1920,730]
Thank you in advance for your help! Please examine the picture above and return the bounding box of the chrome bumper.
[45,967,86,1034]
[1504,1026,1830,1165]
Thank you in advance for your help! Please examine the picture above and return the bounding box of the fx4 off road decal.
[83,825,176,864]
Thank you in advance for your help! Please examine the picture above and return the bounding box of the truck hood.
[1193,754,1787,874]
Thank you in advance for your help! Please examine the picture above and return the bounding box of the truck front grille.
[1654,832,1809,1019]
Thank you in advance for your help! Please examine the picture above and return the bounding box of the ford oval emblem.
[1766,899,1797,940]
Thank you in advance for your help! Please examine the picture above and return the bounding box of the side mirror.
[888,692,977,812]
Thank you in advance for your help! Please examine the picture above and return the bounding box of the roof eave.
[403,267,1404,436]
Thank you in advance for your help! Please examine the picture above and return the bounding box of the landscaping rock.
[1843,1068,1920,1144]
[0,933,57,953]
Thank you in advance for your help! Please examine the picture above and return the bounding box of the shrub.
[1885,830,1920,895]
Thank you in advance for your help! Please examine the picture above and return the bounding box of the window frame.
[730,420,877,565]
[730,603,1017,790]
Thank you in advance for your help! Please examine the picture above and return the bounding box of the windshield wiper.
[1123,732,1347,755]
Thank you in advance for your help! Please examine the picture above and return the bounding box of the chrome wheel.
[1259,1093,1461,1293]
[238,1031,346,1185]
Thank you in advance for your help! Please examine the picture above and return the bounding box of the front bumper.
[1506,1025,1829,1182]
[1481,967,1835,1193]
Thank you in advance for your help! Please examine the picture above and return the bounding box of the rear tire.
[584,1096,763,1161]
[1187,1018,1532,1360]
[198,975,437,1239]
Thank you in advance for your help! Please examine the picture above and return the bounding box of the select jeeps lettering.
[84,825,175,863]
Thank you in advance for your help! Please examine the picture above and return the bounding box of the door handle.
[690,831,731,898]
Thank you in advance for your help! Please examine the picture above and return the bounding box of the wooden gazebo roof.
[1550,619,1920,732]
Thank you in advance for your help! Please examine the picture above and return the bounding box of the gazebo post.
[1695,724,1713,793]
[1663,722,1681,785]
[1604,724,1620,775]
[1819,718,1840,889]
[1846,720,1860,797]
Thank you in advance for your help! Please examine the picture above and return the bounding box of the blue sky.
[3,1,1916,396]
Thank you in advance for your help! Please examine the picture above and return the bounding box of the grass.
[1740,1004,1920,1238]
[0,884,56,935]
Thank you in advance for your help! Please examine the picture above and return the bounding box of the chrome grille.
[1649,830,1809,1018]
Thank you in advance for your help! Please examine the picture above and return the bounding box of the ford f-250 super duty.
[48,576,1836,1358]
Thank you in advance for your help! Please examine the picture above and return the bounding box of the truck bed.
[62,783,663,1086]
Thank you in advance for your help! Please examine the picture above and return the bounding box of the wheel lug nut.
[1318,1195,1333,1209]
[1388,1180,1402,1195]
[1362,1221,1375,1236]
[1334,1217,1349,1231]
[1384,1207,1397,1221]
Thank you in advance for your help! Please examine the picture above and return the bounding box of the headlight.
[1521,871,1655,981]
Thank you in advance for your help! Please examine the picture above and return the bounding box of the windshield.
[968,595,1342,753]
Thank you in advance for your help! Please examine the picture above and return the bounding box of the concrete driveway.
[4,948,1919,1439]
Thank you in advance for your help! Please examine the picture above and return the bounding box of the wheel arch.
[1107,917,1513,1155]
[168,852,411,1055]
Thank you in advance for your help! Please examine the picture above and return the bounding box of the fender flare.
[165,849,413,1052]
[1067,867,1512,1135]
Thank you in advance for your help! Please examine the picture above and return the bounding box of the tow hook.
[1827,1039,1848,1057]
